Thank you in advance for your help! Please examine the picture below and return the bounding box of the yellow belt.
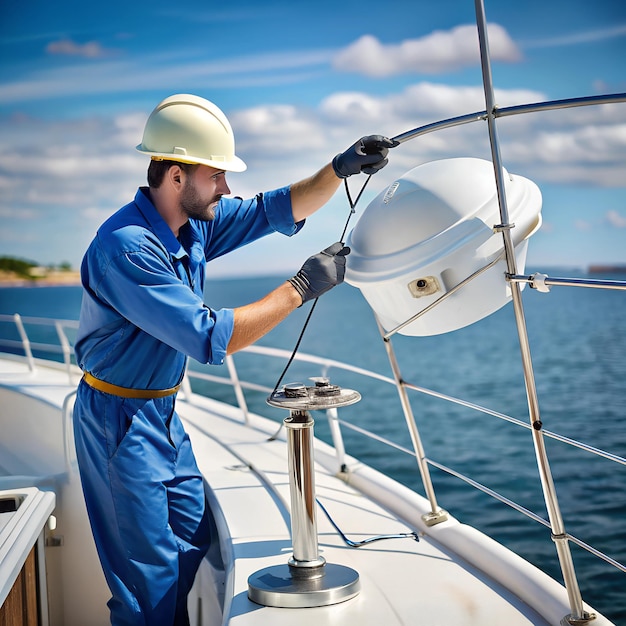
[82,372,181,399]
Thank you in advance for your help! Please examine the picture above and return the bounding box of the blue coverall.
[73,186,302,625]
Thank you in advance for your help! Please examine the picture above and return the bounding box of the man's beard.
[180,178,220,222]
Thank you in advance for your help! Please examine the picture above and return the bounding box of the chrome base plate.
[248,563,360,608]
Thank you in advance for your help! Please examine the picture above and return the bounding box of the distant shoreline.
[0,271,81,287]
[1,266,624,288]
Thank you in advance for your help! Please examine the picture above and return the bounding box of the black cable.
[340,175,372,242]
[317,498,419,547]
[269,298,319,398]
[269,175,372,399]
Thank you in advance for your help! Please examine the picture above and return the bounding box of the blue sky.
[1,0,625,276]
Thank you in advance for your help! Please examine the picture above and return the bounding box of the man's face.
[179,165,230,222]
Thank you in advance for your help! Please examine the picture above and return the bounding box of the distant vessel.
[588,265,626,274]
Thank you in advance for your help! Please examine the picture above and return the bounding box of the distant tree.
[0,256,37,278]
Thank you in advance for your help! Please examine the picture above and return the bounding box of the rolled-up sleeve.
[98,245,233,365]
[206,186,304,260]
[205,307,234,364]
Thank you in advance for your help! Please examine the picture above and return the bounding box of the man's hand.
[288,242,350,305]
[332,135,399,179]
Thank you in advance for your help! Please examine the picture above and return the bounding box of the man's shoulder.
[94,201,163,256]
[98,201,145,234]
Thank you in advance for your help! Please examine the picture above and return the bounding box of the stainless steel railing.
[1,311,624,601]
[387,1,626,620]
[0,314,79,377]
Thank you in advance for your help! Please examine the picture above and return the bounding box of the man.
[73,93,396,625]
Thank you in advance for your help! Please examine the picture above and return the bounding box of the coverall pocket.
[105,398,139,460]
[109,398,177,466]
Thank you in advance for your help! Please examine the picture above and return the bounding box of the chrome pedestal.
[248,380,361,608]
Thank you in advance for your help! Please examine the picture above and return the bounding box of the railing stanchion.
[326,407,347,473]
[377,319,448,526]
[55,321,73,382]
[474,0,592,621]
[14,314,35,372]
[226,354,250,424]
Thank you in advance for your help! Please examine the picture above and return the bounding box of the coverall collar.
[134,187,187,261]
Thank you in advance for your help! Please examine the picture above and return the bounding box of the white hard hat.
[136,94,247,172]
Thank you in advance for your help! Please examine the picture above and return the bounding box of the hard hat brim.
[136,146,247,173]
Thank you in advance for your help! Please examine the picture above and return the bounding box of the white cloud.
[320,83,544,126]
[46,38,117,59]
[1,81,625,269]
[0,111,145,247]
[0,48,335,105]
[521,24,626,49]
[6,81,623,214]
[537,122,626,164]
[230,105,326,157]
[605,210,626,228]
[332,24,521,77]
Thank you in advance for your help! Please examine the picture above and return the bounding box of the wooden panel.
[0,546,40,626]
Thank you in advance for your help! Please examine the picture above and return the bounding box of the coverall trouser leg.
[73,383,212,626]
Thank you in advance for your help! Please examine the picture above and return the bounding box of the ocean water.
[0,272,625,623]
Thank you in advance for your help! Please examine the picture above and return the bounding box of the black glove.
[288,242,351,305]
[332,135,399,179]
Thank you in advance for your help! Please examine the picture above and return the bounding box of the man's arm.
[227,282,301,355]
[290,163,341,223]
[227,136,397,354]
[226,242,349,354]
[290,136,398,223]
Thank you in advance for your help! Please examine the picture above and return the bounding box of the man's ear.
[168,164,183,187]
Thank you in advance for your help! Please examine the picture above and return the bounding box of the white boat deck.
[181,397,548,625]
[0,355,613,626]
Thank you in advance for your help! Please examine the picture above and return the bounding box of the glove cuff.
[331,154,350,179]
[287,275,307,306]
